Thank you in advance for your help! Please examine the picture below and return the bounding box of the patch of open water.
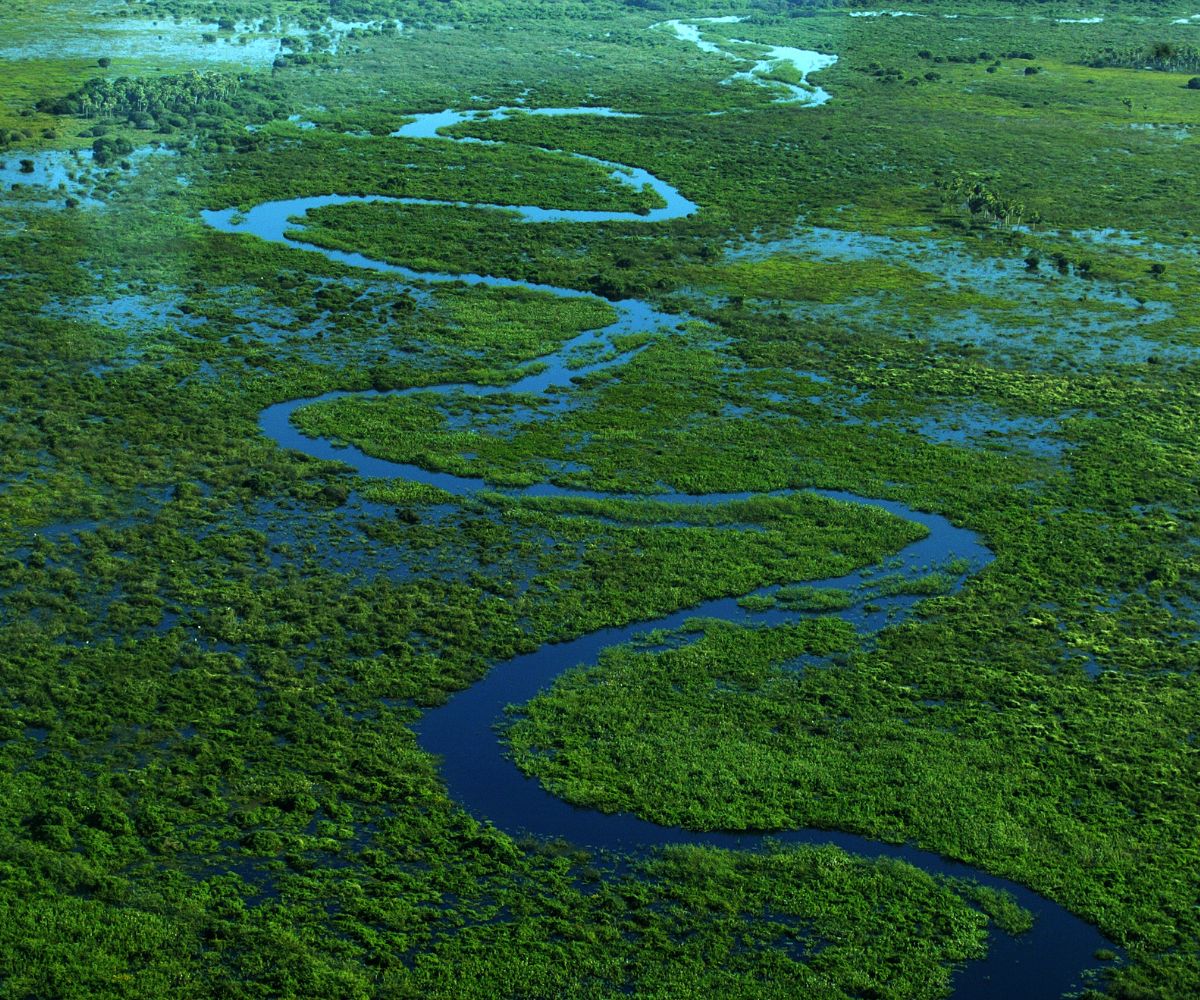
[0,10,403,65]
[0,145,176,208]
[653,18,837,105]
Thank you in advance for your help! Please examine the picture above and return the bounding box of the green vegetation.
[2,1,1199,997]
[38,71,241,122]
[1085,42,1200,74]
[934,172,1034,228]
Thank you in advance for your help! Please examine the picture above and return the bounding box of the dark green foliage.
[35,71,290,140]
[38,72,241,120]
[91,136,133,166]
[1084,43,1200,74]
[934,172,1033,228]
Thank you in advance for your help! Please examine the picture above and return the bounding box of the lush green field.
[2,1,1198,997]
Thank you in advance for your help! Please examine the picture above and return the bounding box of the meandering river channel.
[201,42,1113,994]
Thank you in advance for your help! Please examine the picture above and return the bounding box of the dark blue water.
[204,104,1113,998]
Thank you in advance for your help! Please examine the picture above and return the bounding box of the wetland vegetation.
[1,1,1198,997]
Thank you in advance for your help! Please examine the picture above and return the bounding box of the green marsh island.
[1,0,1197,997]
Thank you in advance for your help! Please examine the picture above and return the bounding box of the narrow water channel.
[204,88,1112,997]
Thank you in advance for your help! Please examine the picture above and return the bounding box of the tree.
[935,172,1026,229]
[1151,41,1179,64]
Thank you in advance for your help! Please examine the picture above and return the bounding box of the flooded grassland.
[1,3,1198,999]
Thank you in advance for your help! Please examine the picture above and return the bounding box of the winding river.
[201,64,1112,998]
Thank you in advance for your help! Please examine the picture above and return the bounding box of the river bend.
[203,92,1111,998]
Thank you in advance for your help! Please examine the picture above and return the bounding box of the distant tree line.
[125,0,388,16]
[622,0,1173,10]
[36,71,240,125]
[1083,42,1200,74]
[32,71,292,149]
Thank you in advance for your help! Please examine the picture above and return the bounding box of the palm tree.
[1150,41,1179,67]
